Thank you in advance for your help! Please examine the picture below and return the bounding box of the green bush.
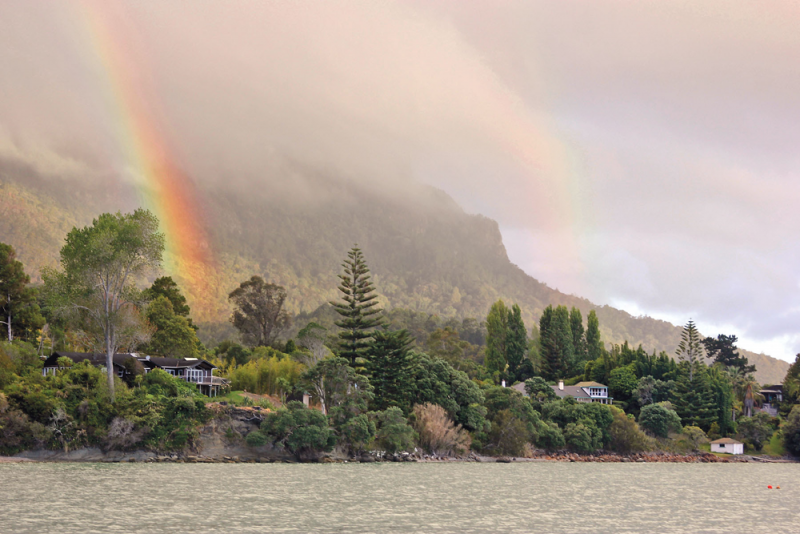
[639,403,682,438]
[255,401,335,460]
[564,421,595,454]
[737,412,774,451]
[486,409,530,456]
[783,405,800,457]
[374,407,416,454]
[608,408,651,454]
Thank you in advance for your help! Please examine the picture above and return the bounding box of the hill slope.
[0,165,789,384]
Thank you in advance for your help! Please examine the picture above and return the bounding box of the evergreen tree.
[143,276,193,326]
[540,305,574,381]
[484,300,509,380]
[0,243,44,342]
[702,334,755,374]
[569,307,587,373]
[586,310,603,362]
[506,304,527,382]
[365,328,415,412]
[676,319,704,381]
[331,246,384,365]
[672,365,717,431]
[706,365,735,436]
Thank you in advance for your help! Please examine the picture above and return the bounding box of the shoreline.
[4,450,794,464]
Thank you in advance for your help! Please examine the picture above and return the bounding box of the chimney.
[558,380,564,391]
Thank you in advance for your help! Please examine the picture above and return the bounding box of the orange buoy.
[777,486,781,489]
[768,485,773,489]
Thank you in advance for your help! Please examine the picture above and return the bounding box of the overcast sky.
[0,1,798,361]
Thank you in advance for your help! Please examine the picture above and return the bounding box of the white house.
[710,437,744,455]
[511,380,613,404]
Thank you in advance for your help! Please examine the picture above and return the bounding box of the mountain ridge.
[0,163,789,384]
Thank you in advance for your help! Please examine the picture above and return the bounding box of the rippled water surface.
[1,462,799,533]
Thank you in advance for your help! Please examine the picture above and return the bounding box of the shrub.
[737,412,775,451]
[339,414,376,455]
[525,377,557,403]
[783,405,800,457]
[374,407,416,454]
[486,409,530,456]
[564,422,595,454]
[412,403,471,456]
[257,401,335,460]
[639,403,682,438]
[536,422,565,451]
[608,408,651,454]
[682,426,708,451]
[228,354,303,397]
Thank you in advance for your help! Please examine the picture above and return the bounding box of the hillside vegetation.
[0,166,788,384]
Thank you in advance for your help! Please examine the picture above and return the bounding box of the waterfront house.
[512,380,613,404]
[710,437,744,455]
[758,385,783,417]
[41,352,228,397]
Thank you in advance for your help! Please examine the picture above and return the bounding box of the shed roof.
[710,437,743,445]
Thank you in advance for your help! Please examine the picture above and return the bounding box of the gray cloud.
[0,1,797,359]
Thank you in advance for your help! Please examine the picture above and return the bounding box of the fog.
[0,1,798,360]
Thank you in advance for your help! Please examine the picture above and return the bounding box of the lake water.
[1,462,798,533]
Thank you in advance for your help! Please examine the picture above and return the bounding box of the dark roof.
[44,352,216,371]
[760,385,784,393]
[141,356,215,370]
[553,385,591,399]
[43,352,135,368]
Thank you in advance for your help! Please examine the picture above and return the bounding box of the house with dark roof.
[42,352,228,397]
[511,380,613,404]
[758,385,783,417]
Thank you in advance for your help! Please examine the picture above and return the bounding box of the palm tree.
[726,368,761,420]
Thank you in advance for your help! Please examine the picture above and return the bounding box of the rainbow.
[75,1,216,319]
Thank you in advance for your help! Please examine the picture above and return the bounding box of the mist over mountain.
[0,160,787,385]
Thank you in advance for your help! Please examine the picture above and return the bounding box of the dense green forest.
[0,165,788,385]
[2,205,799,459]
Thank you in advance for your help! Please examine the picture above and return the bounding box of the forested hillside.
[0,165,788,384]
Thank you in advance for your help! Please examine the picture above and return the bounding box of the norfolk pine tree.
[676,319,704,381]
[331,246,384,365]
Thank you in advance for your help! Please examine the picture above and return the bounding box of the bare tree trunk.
[7,293,12,342]
[106,322,115,401]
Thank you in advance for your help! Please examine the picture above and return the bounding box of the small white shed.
[710,438,744,455]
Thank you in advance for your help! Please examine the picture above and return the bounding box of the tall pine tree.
[676,319,704,381]
[569,307,587,374]
[331,246,384,365]
[586,310,603,362]
[506,304,528,382]
[672,364,717,431]
[365,328,415,412]
[540,305,574,381]
[485,300,509,380]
